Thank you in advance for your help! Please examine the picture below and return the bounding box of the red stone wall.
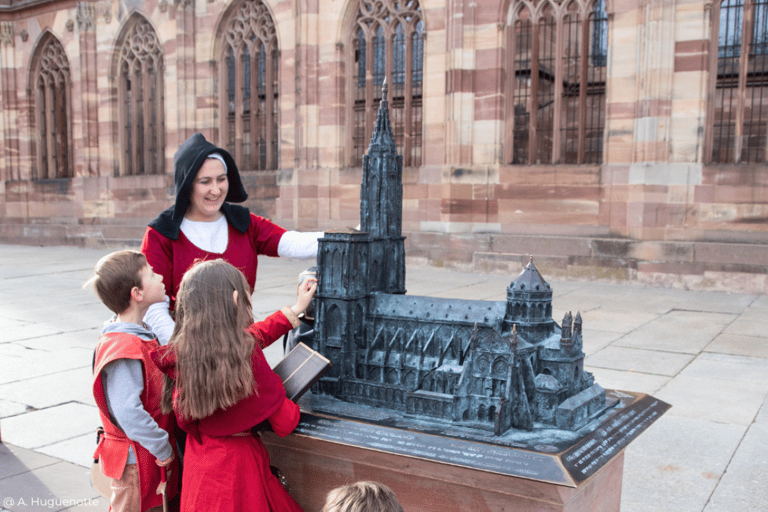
[0,0,767,292]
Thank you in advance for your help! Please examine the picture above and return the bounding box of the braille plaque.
[561,391,671,483]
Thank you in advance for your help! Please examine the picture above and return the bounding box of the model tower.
[360,79,406,295]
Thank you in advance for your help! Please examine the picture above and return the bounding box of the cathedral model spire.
[368,78,396,149]
[359,78,405,294]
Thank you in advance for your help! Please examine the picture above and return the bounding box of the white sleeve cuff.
[143,297,175,345]
[277,231,323,260]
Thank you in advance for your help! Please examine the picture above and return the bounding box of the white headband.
[206,153,227,172]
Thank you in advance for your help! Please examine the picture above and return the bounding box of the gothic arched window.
[708,0,768,163]
[33,35,72,179]
[350,0,423,167]
[117,18,164,176]
[508,0,607,165]
[220,0,279,170]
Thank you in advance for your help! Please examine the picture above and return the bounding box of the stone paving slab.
[0,347,93,386]
[723,316,768,338]
[703,422,768,512]
[680,352,768,386]
[0,444,108,512]
[1,403,98,450]
[580,328,622,356]
[0,400,28,420]
[586,367,671,395]
[705,332,768,359]
[614,310,735,354]
[0,443,58,479]
[0,368,95,410]
[579,309,659,334]
[547,293,616,317]
[756,394,768,424]
[11,329,101,353]
[655,375,768,426]
[37,433,97,469]
[585,345,695,376]
[620,416,747,512]
[667,290,759,315]
[561,288,679,315]
[1,464,105,512]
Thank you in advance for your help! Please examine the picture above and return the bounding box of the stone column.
[175,0,196,145]
[604,0,707,240]
[0,22,21,182]
[77,2,99,177]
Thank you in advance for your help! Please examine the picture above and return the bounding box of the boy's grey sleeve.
[103,359,173,461]
[143,296,175,345]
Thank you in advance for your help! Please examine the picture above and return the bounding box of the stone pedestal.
[263,427,625,512]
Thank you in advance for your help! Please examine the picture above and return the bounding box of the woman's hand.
[291,278,317,316]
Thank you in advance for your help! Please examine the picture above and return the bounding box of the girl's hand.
[292,278,317,316]
[156,452,175,467]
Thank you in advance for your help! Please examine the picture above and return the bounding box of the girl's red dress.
[152,310,304,512]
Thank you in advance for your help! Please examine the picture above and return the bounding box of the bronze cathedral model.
[312,82,609,436]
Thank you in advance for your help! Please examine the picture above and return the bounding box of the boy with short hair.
[322,481,404,512]
[86,250,179,512]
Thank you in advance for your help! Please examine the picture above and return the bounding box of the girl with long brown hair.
[152,259,315,512]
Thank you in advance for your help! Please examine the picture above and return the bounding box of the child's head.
[86,250,164,315]
[167,259,255,419]
[321,481,404,512]
[174,258,253,331]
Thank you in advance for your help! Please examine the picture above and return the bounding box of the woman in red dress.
[152,259,316,511]
[141,132,321,344]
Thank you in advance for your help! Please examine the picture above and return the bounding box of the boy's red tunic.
[152,310,304,512]
[92,332,180,511]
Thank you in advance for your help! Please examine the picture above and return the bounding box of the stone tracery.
[117,18,164,176]
[221,0,278,171]
[34,35,72,179]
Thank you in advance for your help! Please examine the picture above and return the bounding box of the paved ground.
[0,243,766,512]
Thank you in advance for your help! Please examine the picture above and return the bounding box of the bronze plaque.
[294,413,571,485]
[562,391,671,483]
[296,389,669,487]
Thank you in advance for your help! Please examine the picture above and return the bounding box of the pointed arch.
[114,14,165,176]
[30,32,72,179]
[327,304,343,340]
[706,0,768,163]
[347,0,423,167]
[492,357,508,378]
[505,0,607,165]
[218,0,279,170]
[355,303,366,349]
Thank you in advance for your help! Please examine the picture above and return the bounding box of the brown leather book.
[273,342,331,401]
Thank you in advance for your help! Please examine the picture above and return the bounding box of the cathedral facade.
[1,0,768,291]
[313,88,606,435]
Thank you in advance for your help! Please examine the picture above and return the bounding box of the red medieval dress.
[92,332,181,512]
[140,213,286,309]
[152,309,304,512]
